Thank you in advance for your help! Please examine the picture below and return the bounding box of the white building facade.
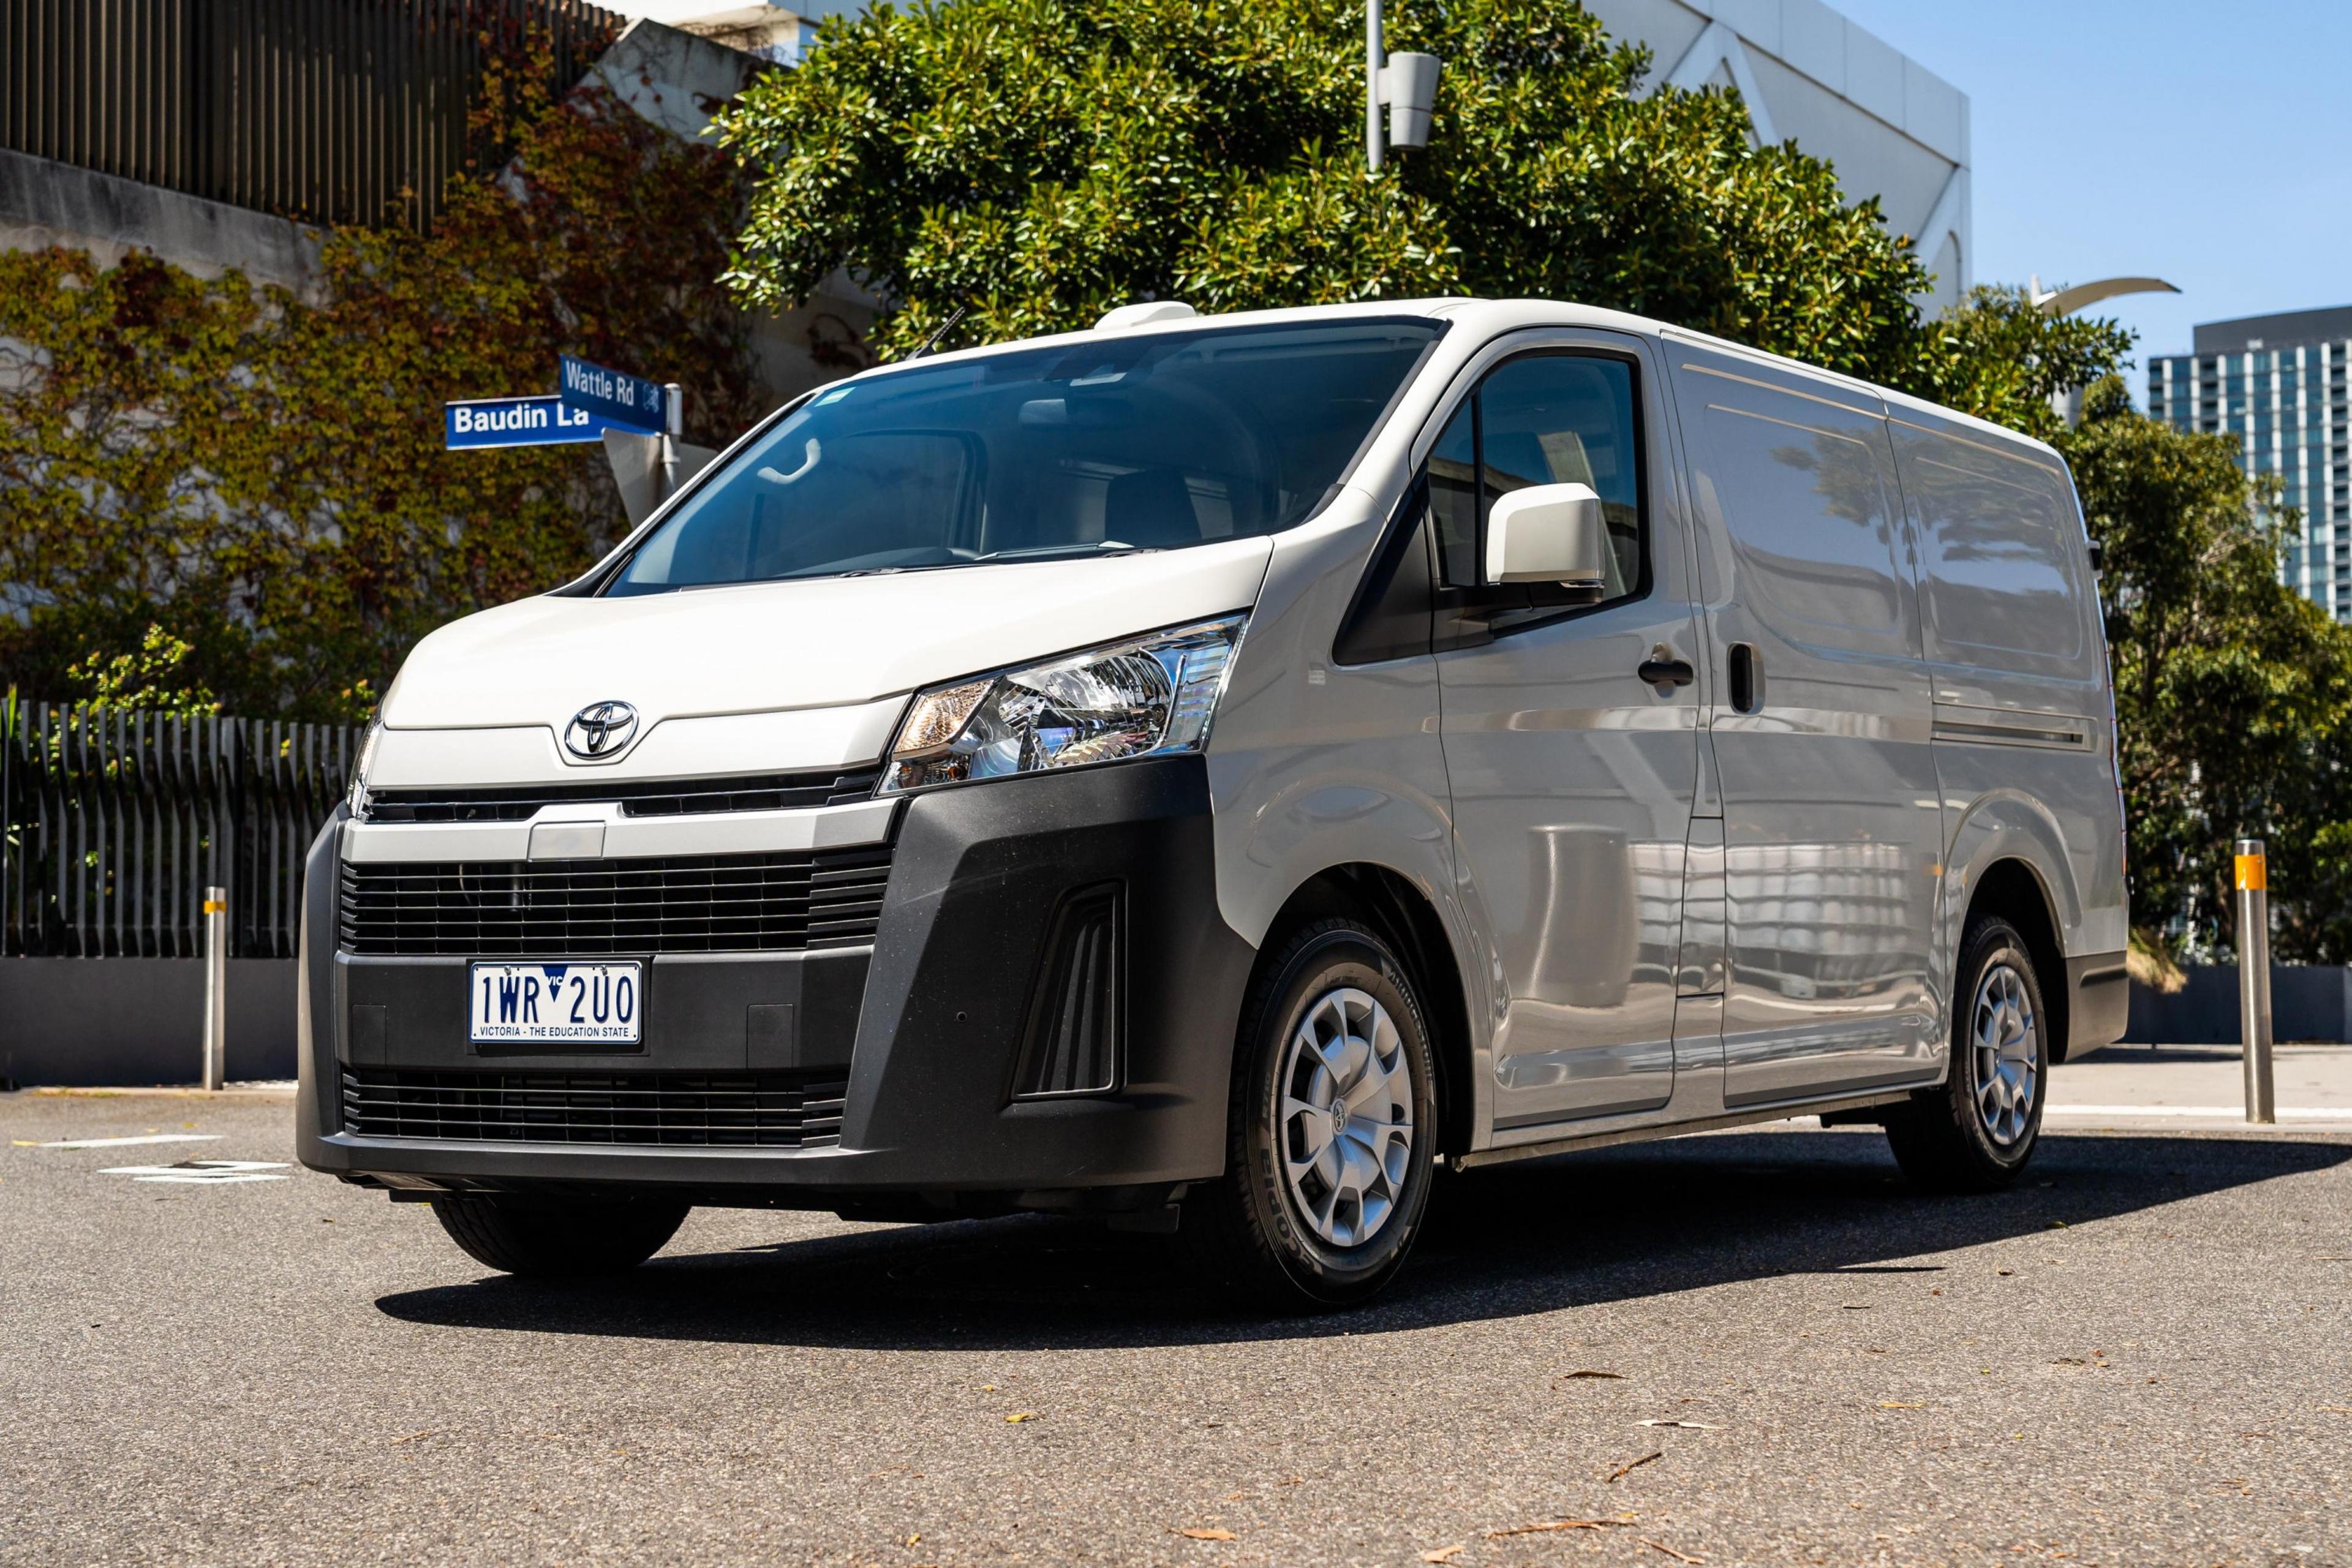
[1583,0,1971,312]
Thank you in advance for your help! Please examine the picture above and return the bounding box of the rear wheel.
[1187,919,1438,1310]
[429,1193,690,1276]
[1885,916,2047,1192]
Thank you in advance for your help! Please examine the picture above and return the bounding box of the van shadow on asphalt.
[372,1130,2350,1349]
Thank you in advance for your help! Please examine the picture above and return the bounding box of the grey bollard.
[2234,839,2275,1124]
[202,885,227,1092]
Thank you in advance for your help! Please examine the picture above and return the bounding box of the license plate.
[469,962,643,1045]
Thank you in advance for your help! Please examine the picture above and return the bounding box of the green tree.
[2061,375,2352,962]
[717,0,1937,377]
[0,41,760,720]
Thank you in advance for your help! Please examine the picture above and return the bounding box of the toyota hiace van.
[297,298,2128,1306]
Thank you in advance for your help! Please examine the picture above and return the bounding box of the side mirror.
[1485,481,1608,588]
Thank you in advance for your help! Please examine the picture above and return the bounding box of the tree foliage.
[0,40,760,720]
[2062,376,2352,962]
[717,0,1938,378]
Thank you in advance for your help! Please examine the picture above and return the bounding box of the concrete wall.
[0,960,300,1088]
[0,148,322,297]
[2124,965,2352,1047]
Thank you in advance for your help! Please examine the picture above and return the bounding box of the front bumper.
[295,756,1255,1208]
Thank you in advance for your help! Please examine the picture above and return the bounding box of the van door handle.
[1637,652,1696,687]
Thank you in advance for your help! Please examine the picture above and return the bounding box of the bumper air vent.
[1011,883,1122,1098]
[341,1068,847,1147]
[337,846,891,956]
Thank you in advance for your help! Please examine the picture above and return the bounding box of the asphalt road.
[4,1090,2350,1568]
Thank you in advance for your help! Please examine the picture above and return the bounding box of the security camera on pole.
[1365,0,1439,173]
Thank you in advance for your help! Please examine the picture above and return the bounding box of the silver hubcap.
[1278,986,1415,1248]
[1972,958,2039,1147]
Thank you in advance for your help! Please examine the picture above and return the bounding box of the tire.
[1186,918,1439,1310]
[429,1193,690,1276]
[1885,915,2048,1193]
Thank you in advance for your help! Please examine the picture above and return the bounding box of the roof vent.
[1094,301,1197,331]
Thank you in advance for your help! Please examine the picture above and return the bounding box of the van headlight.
[347,718,383,819]
[878,615,1245,795]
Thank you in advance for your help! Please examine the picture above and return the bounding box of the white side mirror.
[1485,481,1608,587]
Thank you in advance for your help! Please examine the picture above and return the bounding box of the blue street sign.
[557,353,668,432]
[444,396,616,450]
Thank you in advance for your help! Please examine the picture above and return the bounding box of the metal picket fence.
[0,695,358,959]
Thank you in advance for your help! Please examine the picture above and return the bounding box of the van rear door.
[1666,343,1945,1106]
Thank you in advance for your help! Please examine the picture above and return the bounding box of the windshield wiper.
[971,541,1154,563]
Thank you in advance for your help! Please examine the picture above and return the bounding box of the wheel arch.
[1961,856,2071,1065]
[1256,863,1475,1158]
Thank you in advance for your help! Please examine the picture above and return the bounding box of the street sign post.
[557,353,669,432]
[445,395,616,450]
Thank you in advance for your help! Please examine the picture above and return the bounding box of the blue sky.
[1831,0,2352,371]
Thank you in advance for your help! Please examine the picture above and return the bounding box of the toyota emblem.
[564,700,638,760]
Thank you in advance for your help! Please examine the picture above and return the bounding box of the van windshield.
[603,318,1446,594]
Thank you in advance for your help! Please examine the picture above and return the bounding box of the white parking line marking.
[37,1134,224,1150]
[98,1159,290,1185]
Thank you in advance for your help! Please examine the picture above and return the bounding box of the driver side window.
[1429,353,1646,606]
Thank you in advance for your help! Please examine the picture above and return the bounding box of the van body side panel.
[1668,347,1946,1106]
[1207,491,1460,948]
[1888,409,2128,1058]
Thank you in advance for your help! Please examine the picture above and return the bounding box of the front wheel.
[429,1193,690,1276]
[1885,916,2048,1192]
[1186,919,1439,1310]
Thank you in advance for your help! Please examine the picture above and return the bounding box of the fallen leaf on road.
[1997,1268,2015,1276]
[1637,1420,1721,1430]
[1174,1528,1237,1541]
[1422,1546,1464,1562]
[1640,1537,1705,1564]
[1877,1402,1924,1409]
[1606,1451,1664,1483]
[904,1534,921,1546]
[1485,1514,1636,1537]
[2046,1219,2069,1229]
[1558,1369,1625,1380]
[1005,1412,1038,1423]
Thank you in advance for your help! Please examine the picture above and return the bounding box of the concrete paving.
[2048,1044,2352,1132]
[5,1087,2351,1567]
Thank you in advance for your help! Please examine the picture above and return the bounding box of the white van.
[297,299,2128,1306]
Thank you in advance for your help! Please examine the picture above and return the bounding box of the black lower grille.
[342,1068,847,1147]
[337,846,892,956]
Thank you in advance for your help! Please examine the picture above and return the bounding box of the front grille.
[342,1068,846,1147]
[337,846,892,956]
[363,766,883,823]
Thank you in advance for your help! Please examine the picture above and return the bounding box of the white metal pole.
[2234,839,2275,1123]
[1366,0,1384,172]
[660,381,684,503]
[201,885,227,1092]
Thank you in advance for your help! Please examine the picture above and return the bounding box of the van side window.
[1431,353,1646,608]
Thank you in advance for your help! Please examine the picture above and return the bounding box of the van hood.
[380,538,1273,731]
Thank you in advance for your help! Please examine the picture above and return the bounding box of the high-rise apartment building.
[2147,307,2352,619]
